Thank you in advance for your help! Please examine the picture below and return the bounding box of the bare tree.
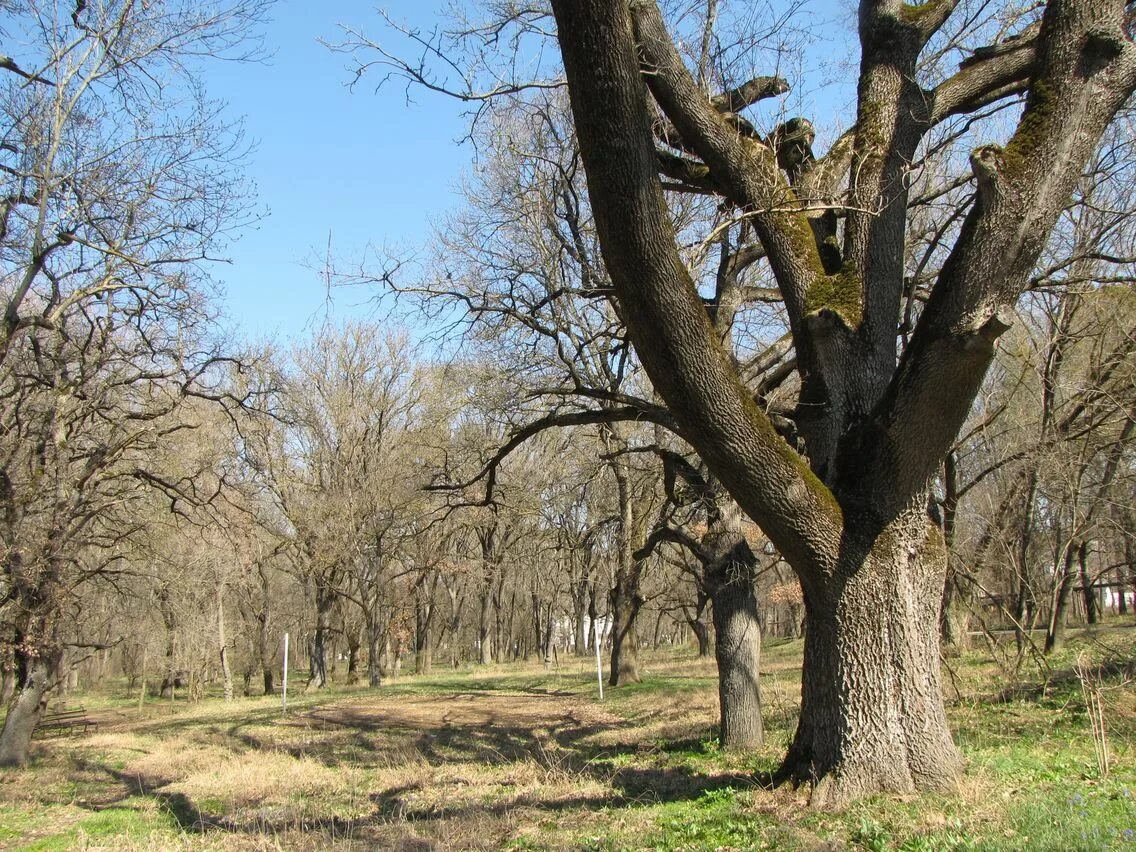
[546,0,1136,806]
[0,0,267,766]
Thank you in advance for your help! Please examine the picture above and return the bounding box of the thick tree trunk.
[709,561,763,749]
[0,635,59,767]
[778,513,962,808]
[0,660,51,767]
[608,570,643,686]
[573,581,589,656]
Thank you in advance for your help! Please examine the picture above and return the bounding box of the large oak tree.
[548,0,1136,807]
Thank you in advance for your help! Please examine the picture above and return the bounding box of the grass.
[0,625,1133,849]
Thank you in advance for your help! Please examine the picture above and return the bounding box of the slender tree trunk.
[527,590,539,662]
[542,600,555,664]
[572,580,589,656]
[479,580,495,663]
[690,616,711,657]
[307,582,334,690]
[366,612,384,687]
[415,579,434,675]
[1078,541,1097,625]
[380,634,394,680]
[1046,541,1078,654]
[687,589,712,657]
[939,453,970,650]
[1014,472,1040,651]
[778,509,962,808]
[217,585,233,702]
[445,583,462,669]
[346,625,362,685]
[158,585,178,698]
[255,567,274,695]
[607,438,645,686]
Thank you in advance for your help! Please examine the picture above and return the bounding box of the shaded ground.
[1,630,1135,849]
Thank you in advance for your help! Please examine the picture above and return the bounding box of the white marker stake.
[594,625,604,701]
[282,632,289,712]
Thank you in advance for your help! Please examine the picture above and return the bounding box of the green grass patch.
[0,626,1131,849]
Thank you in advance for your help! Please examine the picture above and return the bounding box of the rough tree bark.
[550,0,1136,807]
[706,546,763,750]
[608,566,644,685]
[638,487,765,747]
[0,585,61,767]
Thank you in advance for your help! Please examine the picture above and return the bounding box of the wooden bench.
[40,705,98,736]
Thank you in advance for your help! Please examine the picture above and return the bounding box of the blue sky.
[206,1,857,345]
[206,1,475,343]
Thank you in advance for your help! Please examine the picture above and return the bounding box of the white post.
[282,632,289,712]
[593,620,604,701]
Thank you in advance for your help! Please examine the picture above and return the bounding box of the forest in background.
[0,0,1134,829]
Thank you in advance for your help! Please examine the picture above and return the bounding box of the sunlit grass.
[0,624,1132,849]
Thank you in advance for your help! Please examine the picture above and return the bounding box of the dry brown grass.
[2,633,1134,849]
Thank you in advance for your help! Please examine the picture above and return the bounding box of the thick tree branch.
[854,0,1136,516]
[551,0,842,577]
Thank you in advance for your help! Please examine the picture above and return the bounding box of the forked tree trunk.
[551,0,1134,810]
[708,556,763,749]
[778,510,962,808]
